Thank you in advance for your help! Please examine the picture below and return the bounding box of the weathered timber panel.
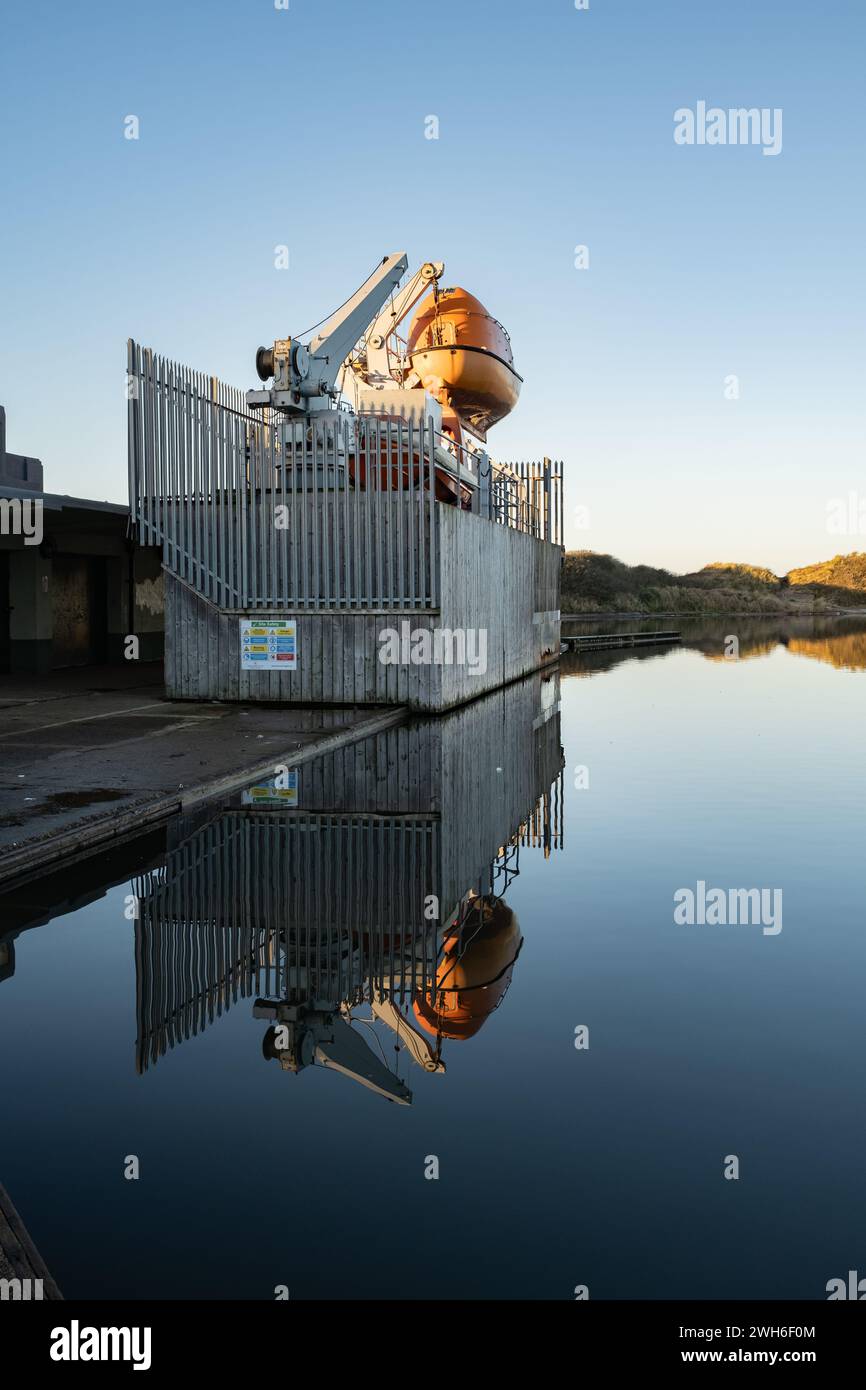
[163,501,559,711]
[164,573,443,707]
[436,505,561,708]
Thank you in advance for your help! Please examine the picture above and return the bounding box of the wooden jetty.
[561,629,681,653]
[0,1180,62,1300]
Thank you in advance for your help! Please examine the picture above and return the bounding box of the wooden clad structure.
[128,342,562,710]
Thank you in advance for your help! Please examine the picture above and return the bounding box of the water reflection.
[785,631,866,670]
[130,671,563,1103]
[561,615,866,676]
[3,635,865,1300]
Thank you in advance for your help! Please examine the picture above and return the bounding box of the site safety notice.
[240,619,297,670]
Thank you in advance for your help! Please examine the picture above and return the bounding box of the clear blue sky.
[1,0,863,572]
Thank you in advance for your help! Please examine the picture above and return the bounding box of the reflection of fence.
[127,343,562,614]
[493,770,565,891]
[517,772,564,855]
[132,813,439,1073]
[131,793,564,1074]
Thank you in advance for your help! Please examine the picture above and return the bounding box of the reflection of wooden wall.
[437,670,563,918]
[252,668,564,906]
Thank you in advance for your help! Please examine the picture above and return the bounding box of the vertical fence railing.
[128,341,443,611]
[128,342,562,612]
[485,457,563,546]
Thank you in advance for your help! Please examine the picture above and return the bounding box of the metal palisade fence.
[127,342,562,612]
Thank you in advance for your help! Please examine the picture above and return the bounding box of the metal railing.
[485,456,563,545]
[128,342,562,612]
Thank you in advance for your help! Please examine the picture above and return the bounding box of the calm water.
[1,617,865,1300]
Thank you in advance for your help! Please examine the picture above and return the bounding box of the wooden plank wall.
[437,506,561,708]
[164,574,443,706]
[163,501,560,711]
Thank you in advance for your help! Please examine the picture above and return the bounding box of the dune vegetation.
[561,551,866,615]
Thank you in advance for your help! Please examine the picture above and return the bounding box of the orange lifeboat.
[411,897,523,1041]
[349,420,472,507]
[407,287,523,442]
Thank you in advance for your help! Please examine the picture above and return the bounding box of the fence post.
[477,451,491,520]
[543,456,552,542]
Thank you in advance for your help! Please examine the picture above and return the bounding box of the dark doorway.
[51,555,108,668]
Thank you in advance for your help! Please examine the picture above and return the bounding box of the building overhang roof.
[0,484,129,518]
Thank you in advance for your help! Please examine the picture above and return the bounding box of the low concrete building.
[0,405,163,673]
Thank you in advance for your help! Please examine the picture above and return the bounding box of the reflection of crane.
[131,767,566,1094]
[258,1004,416,1106]
[255,894,522,1103]
[255,977,447,1107]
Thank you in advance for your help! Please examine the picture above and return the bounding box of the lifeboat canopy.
[406,287,522,442]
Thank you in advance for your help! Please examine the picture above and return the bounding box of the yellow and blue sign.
[240,619,297,671]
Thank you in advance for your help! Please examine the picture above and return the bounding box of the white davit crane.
[246,251,409,416]
[344,259,444,392]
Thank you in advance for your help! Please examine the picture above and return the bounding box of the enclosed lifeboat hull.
[407,286,522,442]
[409,344,522,441]
[347,426,473,508]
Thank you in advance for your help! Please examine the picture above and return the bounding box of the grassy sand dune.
[562,551,866,615]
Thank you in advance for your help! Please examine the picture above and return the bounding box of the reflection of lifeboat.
[407,287,523,442]
[412,896,523,1041]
